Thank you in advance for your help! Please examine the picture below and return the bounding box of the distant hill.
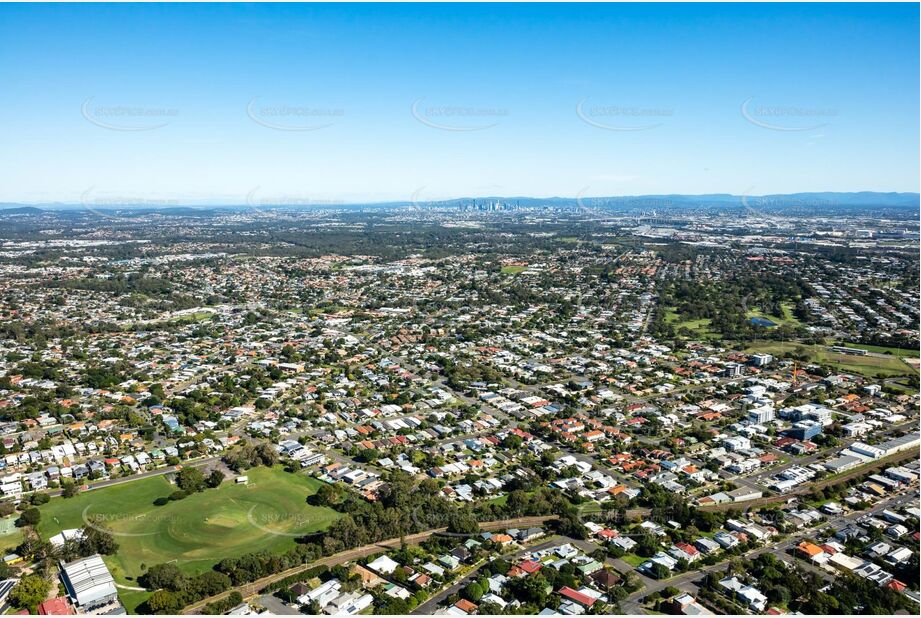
[746,192,919,208]
[0,203,219,217]
[369,192,920,210]
[0,205,45,215]
[105,206,220,217]
[1,192,917,213]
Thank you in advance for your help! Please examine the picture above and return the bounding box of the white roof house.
[367,554,400,575]
[49,528,84,548]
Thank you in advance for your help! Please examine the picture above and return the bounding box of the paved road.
[700,447,919,513]
[182,515,556,614]
[412,533,668,615]
[255,594,301,615]
[44,455,222,498]
[564,537,658,591]
[620,488,918,613]
[737,419,918,488]
[411,537,569,615]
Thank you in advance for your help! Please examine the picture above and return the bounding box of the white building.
[367,555,400,575]
[850,442,884,459]
[718,577,767,612]
[723,436,751,452]
[59,554,119,611]
[746,405,775,424]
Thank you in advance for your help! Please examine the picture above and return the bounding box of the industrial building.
[59,554,120,613]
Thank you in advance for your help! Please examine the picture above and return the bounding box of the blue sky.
[0,2,917,204]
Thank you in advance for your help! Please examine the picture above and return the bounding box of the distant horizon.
[3,189,919,210]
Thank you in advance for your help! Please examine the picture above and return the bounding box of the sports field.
[744,341,917,377]
[836,342,920,358]
[36,466,340,610]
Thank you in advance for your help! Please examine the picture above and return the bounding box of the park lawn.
[884,378,919,394]
[838,342,920,358]
[663,308,721,339]
[0,530,23,552]
[744,341,916,377]
[675,317,712,330]
[814,350,915,377]
[117,588,152,614]
[745,302,802,328]
[501,265,527,275]
[308,305,347,316]
[36,467,340,609]
[128,311,214,330]
[663,308,681,324]
[171,311,214,323]
[37,475,174,537]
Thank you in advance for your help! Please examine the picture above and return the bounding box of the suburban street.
[182,515,556,614]
[620,489,920,613]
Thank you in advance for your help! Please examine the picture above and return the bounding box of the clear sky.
[1,2,918,204]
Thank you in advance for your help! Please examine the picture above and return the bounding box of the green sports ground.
[33,466,340,612]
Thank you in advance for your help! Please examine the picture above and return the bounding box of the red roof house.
[559,586,597,607]
[37,598,73,616]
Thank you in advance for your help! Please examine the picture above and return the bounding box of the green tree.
[29,493,50,506]
[16,507,41,527]
[506,573,550,606]
[10,575,51,612]
[80,525,120,556]
[446,509,480,535]
[463,581,484,602]
[141,563,184,590]
[61,480,79,498]
[146,589,181,614]
[207,469,225,489]
[176,467,206,492]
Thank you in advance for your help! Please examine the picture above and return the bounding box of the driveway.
[256,594,301,615]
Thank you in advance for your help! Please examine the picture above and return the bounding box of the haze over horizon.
[1,2,918,203]
[2,190,919,211]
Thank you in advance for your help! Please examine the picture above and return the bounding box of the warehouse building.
[824,455,862,474]
[59,554,120,613]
